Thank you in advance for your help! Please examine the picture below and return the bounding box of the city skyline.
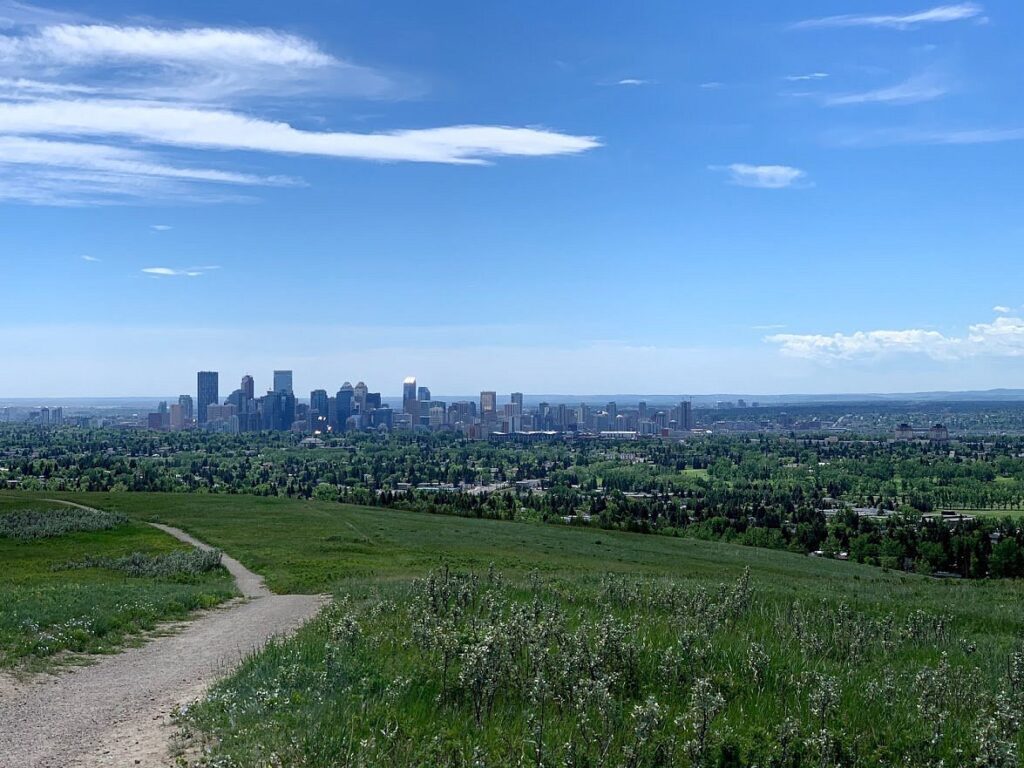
[125,367,703,436]
[5,2,1024,396]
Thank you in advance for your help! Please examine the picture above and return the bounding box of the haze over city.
[4,1,1024,396]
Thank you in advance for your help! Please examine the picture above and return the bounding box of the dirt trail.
[0,503,328,767]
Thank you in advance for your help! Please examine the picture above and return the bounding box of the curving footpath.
[0,503,328,767]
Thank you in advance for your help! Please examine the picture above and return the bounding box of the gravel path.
[0,504,328,768]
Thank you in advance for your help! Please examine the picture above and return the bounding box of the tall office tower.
[336,383,354,431]
[157,401,168,414]
[537,402,550,429]
[451,401,474,424]
[678,400,693,430]
[258,393,277,431]
[365,392,382,411]
[606,401,618,422]
[555,404,568,430]
[178,394,194,423]
[260,390,295,431]
[371,407,393,429]
[638,401,648,422]
[273,370,293,394]
[578,403,591,429]
[310,389,329,432]
[429,404,446,428]
[197,371,218,425]
[418,386,431,402]
[169,403,184,430]
[480,391,497,419]
[281,391,296,430]
[226,389,244,410]
[511,392,523,412]
[310,389,329,417]
[241,375,255,401]
[353,382,368,412]
[403,377,418,417]
[504,402,522,433]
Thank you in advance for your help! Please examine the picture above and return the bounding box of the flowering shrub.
[54,547,223,578]
[0,507,127,540]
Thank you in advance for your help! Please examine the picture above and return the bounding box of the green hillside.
[5,491,1020,766]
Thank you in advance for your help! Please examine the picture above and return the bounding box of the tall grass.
[182,567,1023,767]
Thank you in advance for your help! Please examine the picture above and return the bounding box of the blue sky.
[2,1,1024,397]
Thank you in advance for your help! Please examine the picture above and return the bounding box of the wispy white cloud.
[0,135,298,204]
[615,78,649,86]
[142,265,218,278]
[0,22,388,101]
[752,323,787,331]
[0,75,98,97]
[0,135,296,185]
[825,74,948,106]
[151,224,172,231]
[830,125,1024,148]
[0,0,80,28]
[785,72,829,82]
[80,254,98,261]
[994,305,1012,314]
[767,315,1024,361]
[698,81,723,89]
[0,168,259,206]
[712,163,808,189]
[768,328,956,360]
[0,24,334,67]
[899,128,1024,145]
[0,8,600,205]
[794,3,985,30]
[0,100,601,165]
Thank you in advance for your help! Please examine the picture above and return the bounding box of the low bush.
[0,507,128,541]
[55,547,223,578]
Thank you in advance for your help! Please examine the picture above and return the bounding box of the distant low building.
[894,423,949,442]
[489,430,559,444]
[598,430,638,440]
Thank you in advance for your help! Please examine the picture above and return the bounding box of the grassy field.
[7,491,1024,765]
[0,495,235,669]
[32,492,1021,626]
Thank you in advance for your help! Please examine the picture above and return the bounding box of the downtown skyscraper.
[403,377,417,417]
[196,371,218,425]
[273,370,293,394]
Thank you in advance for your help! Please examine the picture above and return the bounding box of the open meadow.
[5,490,1023,766]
